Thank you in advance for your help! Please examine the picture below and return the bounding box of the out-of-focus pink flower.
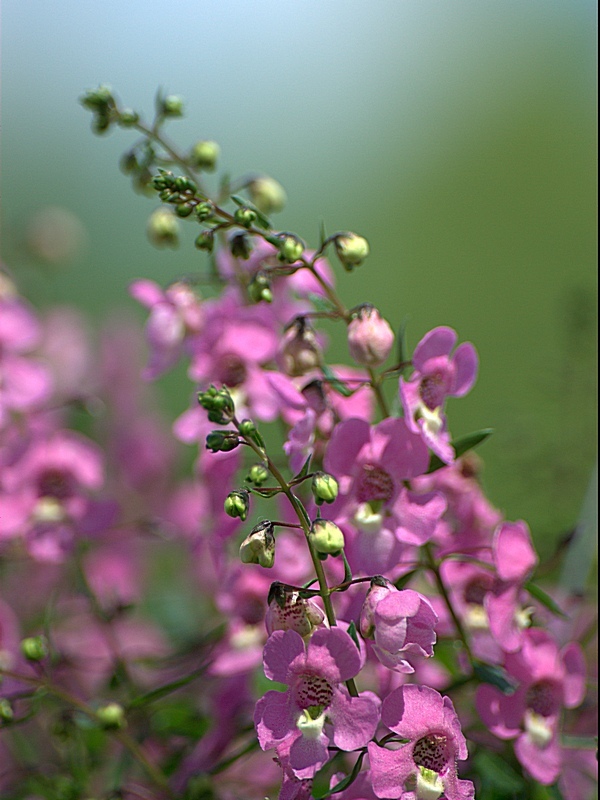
[347,305,395,367]
[476,628,587,785]
[368,684,474,800]
[400,327,478,464]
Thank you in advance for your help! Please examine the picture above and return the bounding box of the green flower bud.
[234,207,257,229]
[334,232,369,270]
[20,635,49,662]
[230,233,252,260]
[309,519,345,557]
[190,140,220,171]
[238,418,258,437]
[152,170,175,191]
[240,521,276,568]
[175,203,194,218]
[205,430,240,453]
[278,235,304,264]
[195,202,215,222]
[0,699,14,723]
[311,472,339,505]
[80,84,114,111]
[248,177,287,214]
[225,490,250,521]
[161,94,184,117]
[247,464,269,486]
[147,208,179,248]
[198,385,235,424]
[96,702,126,730]
[118,109,139,127]
[248,271,273,304]
[194,230,214,252]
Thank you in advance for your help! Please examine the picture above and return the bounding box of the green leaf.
[292,454,312,482]
[394,568,420,590]
[473,751,525,796]
[426,428,494,473]
[321,364,354,397]
[151,701,210,739]
[307,292,336,315]
[346,620,360,650]
[474,661,518,695]
[318,218,328,249]
[524,581,569,619]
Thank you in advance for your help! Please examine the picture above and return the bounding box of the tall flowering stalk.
[0,86,596,800]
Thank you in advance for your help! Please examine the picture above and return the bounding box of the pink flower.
[254,627,380,778]
[476,628,586,784]
[0,297,53,427]
[368,684,474,800]
[323,417,444,572]
[360,579,438,673]
[400,327,478,464]
[129,278,204,379]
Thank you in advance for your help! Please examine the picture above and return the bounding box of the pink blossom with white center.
[129,278,204,379]
[400,327,478,464]
[0,430,107,561]
[0,297,53,428]
[323,417,445,573]
[254,627,380,779]
[368,684,474,800]
[360,578,438,673]
[476,628,587,785]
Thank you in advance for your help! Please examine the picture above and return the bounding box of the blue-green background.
[1,1,597,560]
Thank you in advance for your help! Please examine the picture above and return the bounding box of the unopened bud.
[311,472,339,505]
[147,208,179,248]
[96,702,126,730]
[195,201,215,222]
[234,207,257,228]
[277,318,322,377]
[247,464,269,486]
[309,519,345,557]
[347,304,394,366]
[225,490,250,521]
[194,230,214,252]
[230,232,252,260]
[118,108,139,127]
[190,140,220,171]
[359,576,393,639]
[0,699,14,723]
[197,385,235,424]
[205,430,240,453]
[266,582,325,636]
[248,271,273,304]
[248,177,287,214]
[240,521,276,568]
[278,235,304,264]
[175,203,194,218]
[20,635,49,662]
[161,94,184,117]
[334,232,369,270]
[238,419,258,438]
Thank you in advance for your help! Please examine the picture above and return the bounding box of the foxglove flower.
[255,627,380,778]
[368,684,474,799]
[400,327,477,464]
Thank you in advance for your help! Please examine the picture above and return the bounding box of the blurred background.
[1,0,597,563]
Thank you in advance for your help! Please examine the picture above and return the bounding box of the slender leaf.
[314,751,365,799]
[474,661,518,695]
[321,364,353,397]
[307,292,336,315]
[427,428,494,474]
[292,454,312,482]
[346,620,360,651]
[248,486,283,498]
[394,568,420,590]
[525,581,569,619]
